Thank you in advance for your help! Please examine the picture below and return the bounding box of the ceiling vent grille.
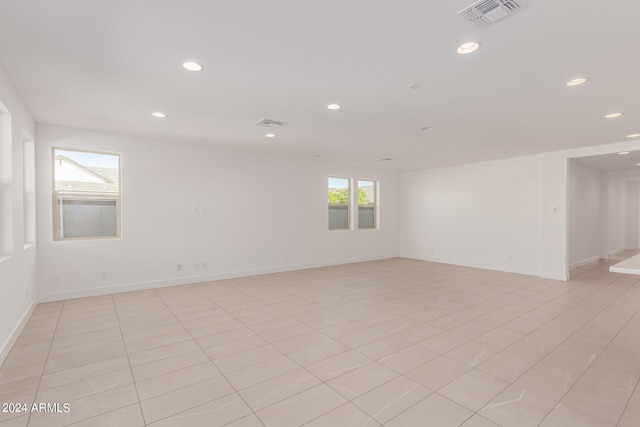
[255,118,284,128]
[458,0,522,28]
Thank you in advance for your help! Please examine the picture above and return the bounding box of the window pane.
[53,148,121,240]
[358,180,376,229]
[328,177,349,230]
[54,149,119,193]
[57,197,117,238]
[23,139,36,244]
[0,105,12,256]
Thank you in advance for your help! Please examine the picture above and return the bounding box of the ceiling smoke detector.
[255,118,284,128]
[458,0,523,28]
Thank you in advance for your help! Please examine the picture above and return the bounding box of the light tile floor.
[2,253,640,426]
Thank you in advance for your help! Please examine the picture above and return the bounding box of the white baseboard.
[0,301,36,368]
[398,252,546,279]
[608,248,626,256]
[38,254,396,303]
[569,255,602,269]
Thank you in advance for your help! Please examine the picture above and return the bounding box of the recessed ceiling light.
[265,133,276,138]
[378,157,393,162]
[618,151,630,155]
[151,112,166,118]
[421,127,433,131]
[628,134,640,138]
[182,61,203,72]
[408,83,420,90]
[327,104,341,110]
[605,112,623,119]
[457,42,480,55]
[566,78,589,87]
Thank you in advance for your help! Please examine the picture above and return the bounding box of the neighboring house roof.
[54,155,119,193]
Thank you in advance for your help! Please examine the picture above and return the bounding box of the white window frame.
[52,147,121,241]
[328,176,351,231]
[357,179,378,230]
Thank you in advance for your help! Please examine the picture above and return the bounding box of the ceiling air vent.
[458,0,522,28]
[255,118,284,128]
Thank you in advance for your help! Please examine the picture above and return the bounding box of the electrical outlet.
[100,270,108,279]
[202,262,209,269]
[177,264,182,271]
[195,262,201,270]
[53,275,61,284]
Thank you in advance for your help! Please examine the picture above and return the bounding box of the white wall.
[35,124,400,301]
[0,66,37,365]
[398,142,640,281]
[399,155,546,277]
[624,181,640,250]
[601,169,640,254]
[568,160,603,267]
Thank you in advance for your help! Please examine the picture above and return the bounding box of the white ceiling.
[1,0,639,171]
[573,151,640,172]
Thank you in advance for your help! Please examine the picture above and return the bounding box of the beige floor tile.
[67,404,145,427]
[304,403,380,427]
[13,330,55,346]
[223,414,265,427]
[271,331,331,353]
[0,377,40,402]
[445,340,498,368]
[305,350,371,381]
[128,340,201,367]
[477,351,539,382]
[379,345,438,373]
[619,392,640,427]
[256,384,346,427]
[352,376,432,424]
[123,324,192,354]
[0,394,36,424]
[396,323,443,343]
[356,335,411,360]
[459,415,501,427]
[539,403,614,427]
[28,384,139,427]
[475,327,524,349]
[136,362,221,400]
[225,355,299,390]
[213,344,282,374]
[335,327,389,349]
[479,384,557,427]
[260,323,314,343]
[417,331,469,354]
[45,337,127,374]
[406,355,471,390]
[249,316,299,334]
[239,368,321,411]
[202,335,265,359]
[140,376,235,424]
[561,374,632,423]
[439,369,510,411]
[0,362,45,386]
[385,393,473,427]
[194,327,257,348]
[3,257,640,427]
[320,320,369,338]
[288,340,350,366]
[131,349,209,382]
[147,393,251,427]
[502,317,542,335]
[36,368,133,403]
[327,361,399,400]
[0,416,29,427]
